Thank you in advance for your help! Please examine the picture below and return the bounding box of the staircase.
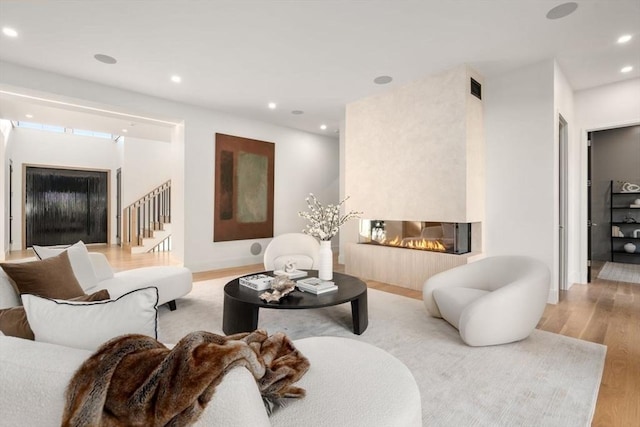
[122,180,172,253]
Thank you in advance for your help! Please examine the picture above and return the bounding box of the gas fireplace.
[359,220,471,255]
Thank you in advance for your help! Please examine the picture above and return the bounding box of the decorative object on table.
[623,242,637,253]
[273,260,308,279]
[631,199,640,208]
[298,193,362,280]
[285,260,296,272]
[612,225,624,237]
[634,229,640,238]
[296,277,338,295]
[317,241,334,281]
[239,274,274,291]
[259,276,296,303]
[619,181,640,193]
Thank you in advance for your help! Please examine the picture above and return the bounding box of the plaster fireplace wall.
[343,64,485,290]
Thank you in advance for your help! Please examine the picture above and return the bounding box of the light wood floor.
[6,247,637,426]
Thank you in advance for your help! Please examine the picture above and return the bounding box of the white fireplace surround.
[343,65,485,289]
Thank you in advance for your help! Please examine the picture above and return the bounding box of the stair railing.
[122,180,171,251]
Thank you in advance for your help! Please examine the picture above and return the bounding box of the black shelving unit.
[610,180,640,263]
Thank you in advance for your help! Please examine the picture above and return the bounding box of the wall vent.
[470,78,482,100]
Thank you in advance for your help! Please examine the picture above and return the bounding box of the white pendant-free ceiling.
[0,0,638,137]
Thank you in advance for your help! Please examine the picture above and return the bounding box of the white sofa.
[0,335,422,426]
[0,252,192,311]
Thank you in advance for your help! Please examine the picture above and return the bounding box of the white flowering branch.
[298,193,362,241]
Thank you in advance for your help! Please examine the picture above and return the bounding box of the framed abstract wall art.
[213,133,274,241]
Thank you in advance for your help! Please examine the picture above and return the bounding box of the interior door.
[559,115,568,291]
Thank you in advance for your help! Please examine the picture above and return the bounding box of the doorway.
[588,125,640,277]
[24,166,109,247]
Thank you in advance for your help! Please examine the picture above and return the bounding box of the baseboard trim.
[186,255,263,273]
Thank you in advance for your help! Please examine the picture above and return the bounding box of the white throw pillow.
[32,241,99,291]
[22,287,158,351]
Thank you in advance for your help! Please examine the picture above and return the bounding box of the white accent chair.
[263,233,320,271]
[423,256,550,346]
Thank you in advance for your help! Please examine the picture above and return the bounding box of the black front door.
[25,167,108,247]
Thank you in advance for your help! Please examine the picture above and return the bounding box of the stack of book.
[273,269,308,279]
[296,277,338,295]
[239,274,274,291]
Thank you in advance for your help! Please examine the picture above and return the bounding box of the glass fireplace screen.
[358,220,471,254]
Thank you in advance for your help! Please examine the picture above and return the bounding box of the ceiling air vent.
[470,78,481,100]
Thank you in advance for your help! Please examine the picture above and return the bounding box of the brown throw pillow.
[0,251,84,300]
[0,306,33,340]
[0,289,111,340]
[75,289,111,302]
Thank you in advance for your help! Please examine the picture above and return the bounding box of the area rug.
[158,278,606,427]
[597,261,640,284]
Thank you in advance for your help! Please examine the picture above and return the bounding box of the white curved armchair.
[423,256,550,346]
[263,233,320,271]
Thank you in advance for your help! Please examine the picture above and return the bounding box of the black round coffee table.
[223,270,368,335]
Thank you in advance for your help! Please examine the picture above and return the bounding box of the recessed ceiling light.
[94,54,117,64]
[171,75,182,83]
[546,2,578,20]
[122,129,128,133]
[2,27,18,38]
[268,102,277,109]
[25,114,33,119]
[617,35,632,44]
[374,75,393,85]
[320,124,327,130]
[621,66,633,73]
[291,110,304,115]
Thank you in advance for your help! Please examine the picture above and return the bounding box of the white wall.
[575,79,640,129]
[181,112,338,271]
[0,120,11,259]
[344,65,484,223]
[121,136,172,207]
[553,62,577,289]
[6,128,121,248]
[0,61,339,271]
[575,78,640,282]
[484,59,558,301]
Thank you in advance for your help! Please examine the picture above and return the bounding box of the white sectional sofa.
[0,334,422,426]
[84,252,192,310]
[0,251,192,311]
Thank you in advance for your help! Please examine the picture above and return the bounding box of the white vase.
[624,242,636,253]
[318,240,333,280]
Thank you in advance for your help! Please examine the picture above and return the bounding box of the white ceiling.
[0,0,638,139]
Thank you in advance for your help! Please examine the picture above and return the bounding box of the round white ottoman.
[270,336,422,427]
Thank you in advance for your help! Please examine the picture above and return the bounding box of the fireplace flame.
[381,236,447,252]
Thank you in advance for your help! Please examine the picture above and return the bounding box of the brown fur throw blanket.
[61,329,310,426]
